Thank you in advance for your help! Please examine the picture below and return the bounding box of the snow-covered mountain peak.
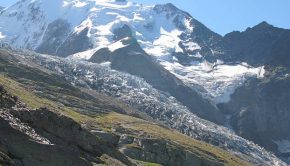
[0,0,211,58]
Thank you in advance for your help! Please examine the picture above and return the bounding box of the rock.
[219,67,290,163]
[0,86,133,166]
[0,115,92,166]
[0,85,17,108]
[215,21,290,66]
[0,150,14,166]
[118,134,134,145]
[37,19,71,56]
[10,107,104,154]
[113,24,133,41]
[91,130,120,146]
[121,138,223,166]
[55,28,93,57]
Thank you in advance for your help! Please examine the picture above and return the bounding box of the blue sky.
[1,0,289,35]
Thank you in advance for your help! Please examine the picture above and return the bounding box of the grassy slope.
[97,113,249,166]
[0,74,89,122]
[0,75,249,166]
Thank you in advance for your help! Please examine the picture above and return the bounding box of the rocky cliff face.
[215,22,290,66]
[0,85,133,166]
[121,138,223,166]
[215,23,290,163]
[218,66,290,163]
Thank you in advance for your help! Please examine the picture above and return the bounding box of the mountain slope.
[219,67,290,156]
[0,49,252,166]
[1,47,285,165]
[214,23,290,163]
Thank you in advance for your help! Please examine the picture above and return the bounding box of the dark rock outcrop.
[37,19,71,55]
[267,32,290,68]
[215,22,290,163]
[55,28,93,57]
[0,145,14,166]
[215,21,290,66]
[0,115,92,166]
[113,24,133,41]
[121,138,223,166]
[0,85,133,166]
[154,3,222,63]
[218,67,290,162]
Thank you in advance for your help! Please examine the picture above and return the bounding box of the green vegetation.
[97,113,250,166]
[139,161,161,166]
[0,74,90,123]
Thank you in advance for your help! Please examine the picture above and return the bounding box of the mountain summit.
[0,0,219,58]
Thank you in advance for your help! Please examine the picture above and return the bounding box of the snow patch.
[0,32,5,39]
[99,61,111,67]
[108,39,127,52]
[73,1,87,8]
[68,38,129,60]
[68,47,102,60]
[74,17,93,35]
[258,66,266,78]
[144,27,183,56]
[161,60,265,103]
